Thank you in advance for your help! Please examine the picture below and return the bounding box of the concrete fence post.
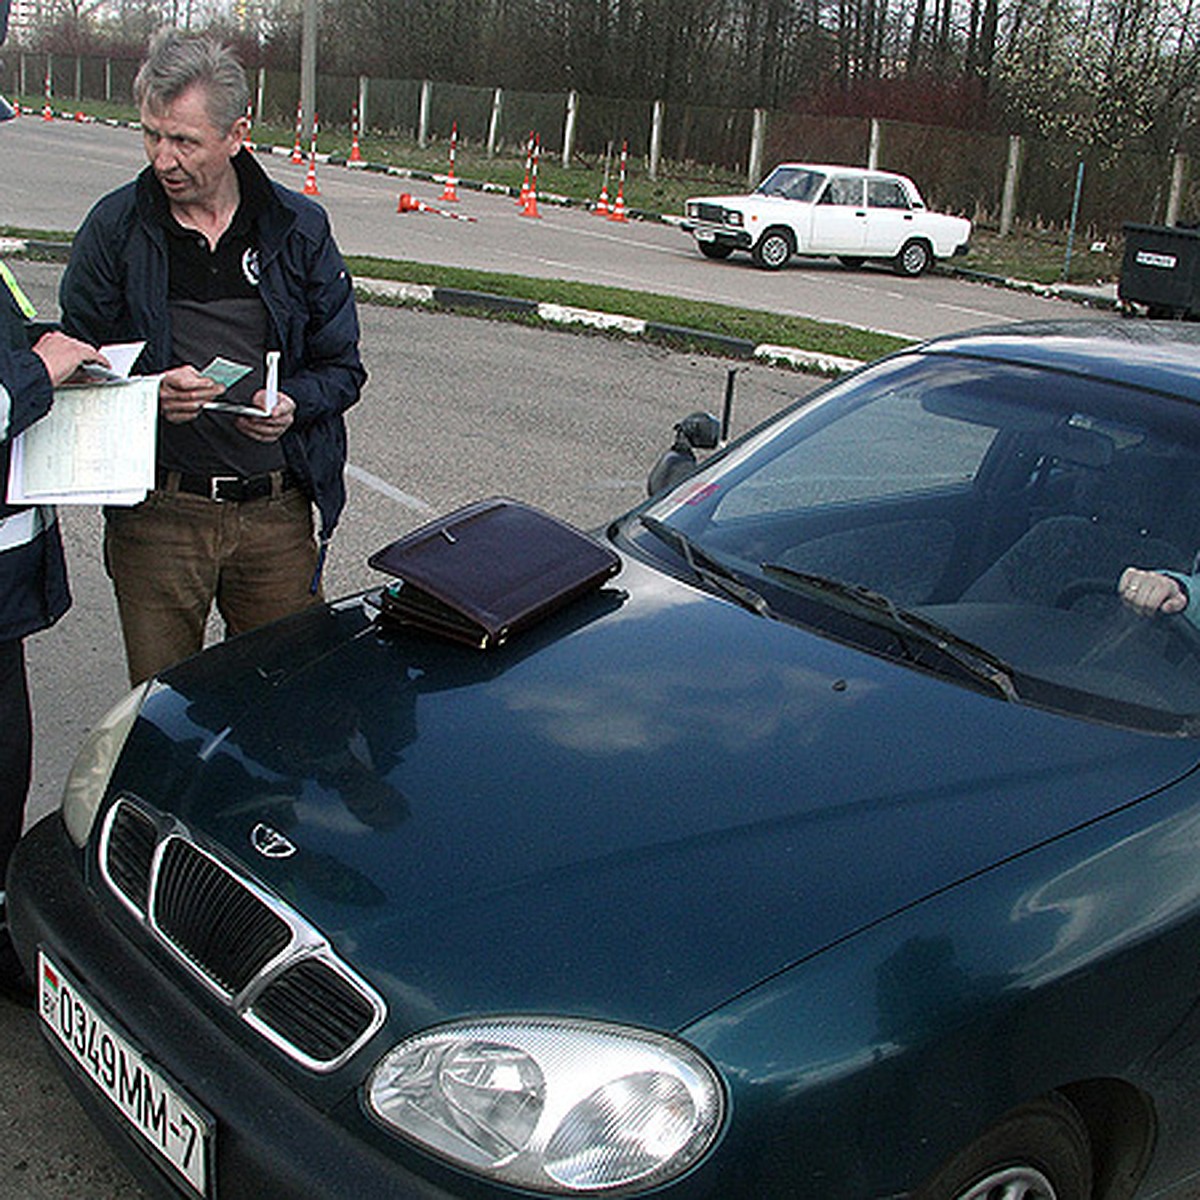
[649,99,664,180]
[1000,134,1022,236]
[487,88,503,155]
[748,107,767,186]
[1167,152,1187,226]
[418,79,432,147]
[564,90,579,168]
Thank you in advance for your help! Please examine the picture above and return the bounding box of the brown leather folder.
[367,498,621,649]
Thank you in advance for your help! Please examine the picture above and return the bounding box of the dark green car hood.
[108,555,1200,1033]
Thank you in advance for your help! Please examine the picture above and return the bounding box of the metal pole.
[722,368,737,442]
[1061,160,1085,281]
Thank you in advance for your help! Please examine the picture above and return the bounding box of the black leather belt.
[156,467,297,502]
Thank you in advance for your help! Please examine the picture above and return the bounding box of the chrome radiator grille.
[154,837,292,994]
[99,797,385,1072]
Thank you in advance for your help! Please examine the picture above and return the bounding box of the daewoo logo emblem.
[250,823,297,859]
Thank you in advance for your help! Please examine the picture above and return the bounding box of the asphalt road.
[0,260,817,1199]
[0,115,1102,341]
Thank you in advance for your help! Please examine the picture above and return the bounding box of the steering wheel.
[1053,577,1120,611]
[1054,576,1200,657]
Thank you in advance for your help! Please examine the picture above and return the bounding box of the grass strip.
[345,254,909,364]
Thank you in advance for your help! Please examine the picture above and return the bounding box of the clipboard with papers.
[6,341,158,506]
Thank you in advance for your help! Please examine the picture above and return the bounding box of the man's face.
[141,84,246,208]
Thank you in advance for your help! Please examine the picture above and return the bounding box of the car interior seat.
[963,446,1193,608]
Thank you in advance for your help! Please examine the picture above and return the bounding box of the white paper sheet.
[7,374,159,505]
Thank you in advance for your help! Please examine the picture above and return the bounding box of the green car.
[11,320,1200,1200]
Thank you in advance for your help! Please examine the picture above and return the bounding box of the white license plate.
[38,949,212,1197]
[695,228,717,241]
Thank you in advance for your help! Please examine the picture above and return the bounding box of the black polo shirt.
[148,151,284,479]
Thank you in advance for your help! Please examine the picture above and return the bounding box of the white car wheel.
[752,229,793,270]
[894,239,933,276]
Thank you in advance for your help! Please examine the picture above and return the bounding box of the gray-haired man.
[61,28,366,686]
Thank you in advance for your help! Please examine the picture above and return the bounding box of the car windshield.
[755,166,826,201]
[635,349,1200,730]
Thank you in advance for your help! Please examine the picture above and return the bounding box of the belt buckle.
[210,475,239,501]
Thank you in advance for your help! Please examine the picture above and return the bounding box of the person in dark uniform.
[0,0,109,1002]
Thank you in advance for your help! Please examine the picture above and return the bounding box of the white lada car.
[682,162,972,275]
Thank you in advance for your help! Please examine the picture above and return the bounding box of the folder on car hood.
[367,498,621,649]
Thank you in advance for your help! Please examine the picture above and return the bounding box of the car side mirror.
[647,411,722,496]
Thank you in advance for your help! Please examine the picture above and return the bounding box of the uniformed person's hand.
[32,331,108,386]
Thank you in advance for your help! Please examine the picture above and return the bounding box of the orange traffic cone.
[440,122,459,201]
[595,183,609,217]
[397,192,424,212]
[41,72,52,121]
[349,104,363,164]
[516,132,534,208]
[519,136,541,219]
[608,141,629,223]
[303,113,321,196]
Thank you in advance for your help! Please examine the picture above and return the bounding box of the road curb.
[355,278,864,374]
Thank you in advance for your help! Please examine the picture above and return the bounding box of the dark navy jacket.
[0,278,70,643]
[59,150,367,541]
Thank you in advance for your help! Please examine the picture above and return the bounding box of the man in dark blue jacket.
[0,0,110,999]
[61,29,366,686]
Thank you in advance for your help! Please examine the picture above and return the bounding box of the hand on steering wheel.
[1118,567,1189,617]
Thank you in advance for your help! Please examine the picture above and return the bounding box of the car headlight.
[724,209,743,227]
[62,681,153,847]
[366,1017,724,1194]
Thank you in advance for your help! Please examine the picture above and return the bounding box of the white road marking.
[346,463,435,513]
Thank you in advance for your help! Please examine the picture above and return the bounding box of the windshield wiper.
[640,516,771,617]
[761,562,1020,702]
